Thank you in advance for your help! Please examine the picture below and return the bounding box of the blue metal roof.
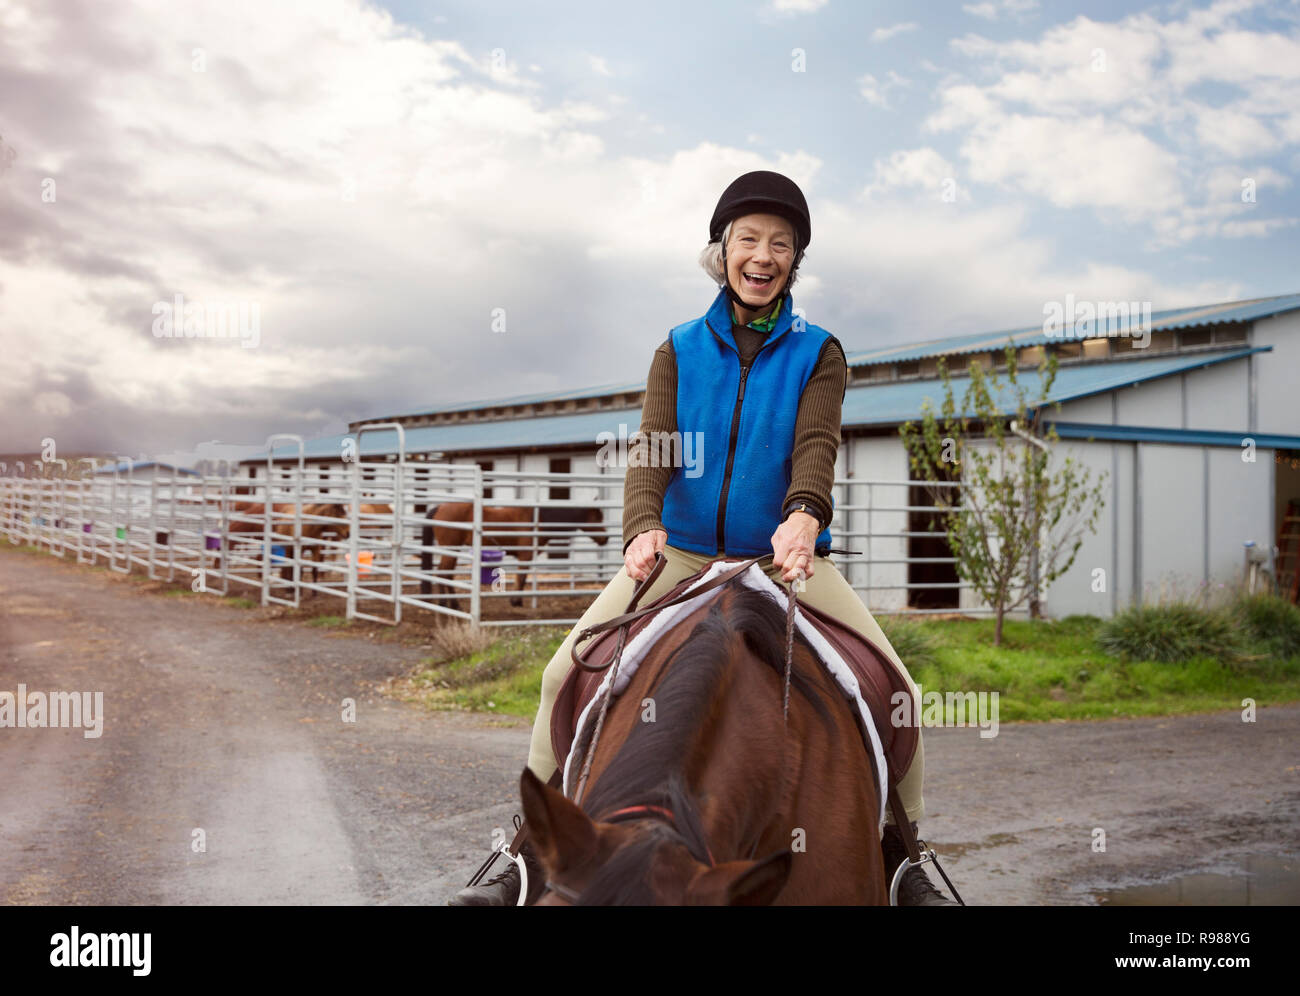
[839,347,1266,426]
[267,347,1265,460]
[270,407,645,460]
[842,292,1300,369]
[362,292,1298,425]
[93,460,199,476]
[1049,421,1300,449]
[374,379,649,421]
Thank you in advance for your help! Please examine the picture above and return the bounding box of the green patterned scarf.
[733,294,785,332]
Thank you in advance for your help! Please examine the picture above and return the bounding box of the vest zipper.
[715,359,751,554]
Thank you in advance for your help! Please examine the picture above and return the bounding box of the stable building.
[251,292,1300,617]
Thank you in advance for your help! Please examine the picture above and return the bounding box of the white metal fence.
[1,443,978,623]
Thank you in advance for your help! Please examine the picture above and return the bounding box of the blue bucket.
[480,549,504,584]
[271,544,288,564]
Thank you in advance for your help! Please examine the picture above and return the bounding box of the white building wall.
[1185,360,1250,432]
[1208,445,1274,586]
[1116,374,1182,427]
[1057,393,1113,425]
[1251,310,1300,436]
[1136,443,1207,602]
[1041,440,1117,618]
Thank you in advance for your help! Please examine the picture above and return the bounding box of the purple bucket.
[204,532,222,551]
[480,549,504,584]
[82,522,93,534]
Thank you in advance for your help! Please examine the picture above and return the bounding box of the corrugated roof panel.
[271,408,645,460]
[843,292,1300,368]
[376,379,648,420]
[839,347,1265,427]
[268,348,1264,460]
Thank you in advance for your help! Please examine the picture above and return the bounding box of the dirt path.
[1,548,1296,905]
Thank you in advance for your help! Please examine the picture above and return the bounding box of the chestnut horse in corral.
[419,503,608,610]
[521,583,887,905]
[215,501,350,587]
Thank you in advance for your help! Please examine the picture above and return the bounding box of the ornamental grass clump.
[1097,602,1245,664]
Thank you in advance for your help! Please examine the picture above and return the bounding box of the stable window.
[549,457,571,500]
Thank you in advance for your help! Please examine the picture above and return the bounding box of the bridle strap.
[603,804,717,867]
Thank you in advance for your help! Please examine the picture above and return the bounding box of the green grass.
[391,612,1300,722]
[307,615,349,628]
[222,596,257,609]
[905,614,1300,721]
[392,626,568,717]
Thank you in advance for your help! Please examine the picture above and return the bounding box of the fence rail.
[0,452,987,623]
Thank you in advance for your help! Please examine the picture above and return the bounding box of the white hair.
[698,219,801,291]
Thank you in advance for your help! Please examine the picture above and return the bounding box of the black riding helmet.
[709,170,811,312]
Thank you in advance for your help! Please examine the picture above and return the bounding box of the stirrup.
[486,838,529,907]
[888,838,965,906]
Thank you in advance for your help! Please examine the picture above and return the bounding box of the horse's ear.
[686,850,793,906]
[519,768,597,874]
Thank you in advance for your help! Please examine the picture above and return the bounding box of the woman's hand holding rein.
[627,511,817,584]
[625,528,667,582]
[771,510,819,582]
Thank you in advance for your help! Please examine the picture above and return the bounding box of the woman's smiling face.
[725,212,795,312]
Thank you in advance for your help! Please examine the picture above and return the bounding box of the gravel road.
[2,549,1296,905]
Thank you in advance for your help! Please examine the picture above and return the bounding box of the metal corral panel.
[843,293,1300,369]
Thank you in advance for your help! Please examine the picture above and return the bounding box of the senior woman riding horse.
[449,170,955,906]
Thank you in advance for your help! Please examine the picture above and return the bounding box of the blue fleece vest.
[661,288,834,557]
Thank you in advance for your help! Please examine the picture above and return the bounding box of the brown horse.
[216,501,349,586]
[419,503,608,609]
[520,582,887,905]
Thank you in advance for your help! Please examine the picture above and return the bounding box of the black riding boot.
[447,831,546,906]
[881,821,959,906]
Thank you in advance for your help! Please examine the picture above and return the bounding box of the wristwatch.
[784,500,823,528]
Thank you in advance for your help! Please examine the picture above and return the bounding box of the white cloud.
[963,0,1040,21]
[927,4,1300,242]
[861,148,965,202]
[858,70,911,109]
[768,0,829,14]
[871,22,918,43]
[588,54,613,77]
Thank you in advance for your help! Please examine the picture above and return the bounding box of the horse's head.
[519,768,791,906]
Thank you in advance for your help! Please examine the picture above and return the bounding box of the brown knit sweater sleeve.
[621,339,676,554]
[782,338,847,531]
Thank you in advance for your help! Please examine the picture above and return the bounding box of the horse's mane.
[572,584,837,904]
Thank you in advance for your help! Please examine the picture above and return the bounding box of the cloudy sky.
[1,0,1297,460]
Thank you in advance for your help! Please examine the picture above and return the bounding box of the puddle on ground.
[1096,854,1300,905]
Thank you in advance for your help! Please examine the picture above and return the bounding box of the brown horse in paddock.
[214,501,350,587]
[419,503,608,610]
[521,583,887,905]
